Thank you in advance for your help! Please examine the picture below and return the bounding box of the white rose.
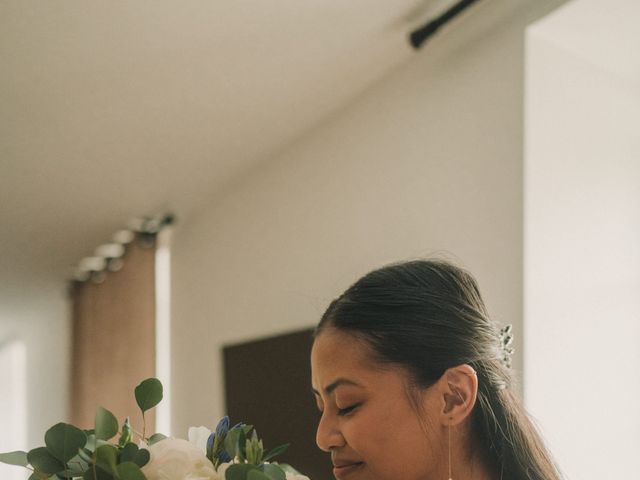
[285,473,310,480]
[141,438,217,480]
[214,461,232,480]
[188,425,213,453]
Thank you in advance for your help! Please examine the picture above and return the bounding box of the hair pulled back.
[315,259,561,480]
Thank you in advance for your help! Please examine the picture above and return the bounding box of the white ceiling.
[2,0,435,284]
[0,0,546,287]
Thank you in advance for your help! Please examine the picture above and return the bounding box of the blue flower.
[218,449,232,463]
[206,432,216,460]
[215,416,230,438]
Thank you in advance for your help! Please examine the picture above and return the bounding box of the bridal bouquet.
[0,378,309,480]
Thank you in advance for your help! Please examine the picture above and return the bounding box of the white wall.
[0,339,26,480]
[525,4,640,478]
[170,3,561,436]
[0,284,69,455]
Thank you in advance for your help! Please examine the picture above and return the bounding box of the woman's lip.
[333,462,364,479]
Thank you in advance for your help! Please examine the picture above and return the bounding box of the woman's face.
[311,328,447,480]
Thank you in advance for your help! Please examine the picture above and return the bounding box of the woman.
[311,259,561,480]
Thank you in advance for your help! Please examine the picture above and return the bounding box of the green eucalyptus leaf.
[225,463,256,480]
[45,423,87,463]
[95,445,118,477]
[132,448,150,468]
[278,464,302,475]
[29,474,56,480]
[95,407,119,441]
[0,450,29,467]
[59,466,85,478]
[119,444,138,464]
[247,470,271,480]
[63,465,87,476]
[134,378,163,413]
[223,429,238,459]
[27,447,65,474]
[260,464,286,480]
[237,430,246,463]
[64,453,89,475]
[96,440,110,449]
[147,433,167,445]
[78,448,94,464]
[83,466,113,480]
[262,444,289,463]
[241,425,253,435]
[116,462,145,480]
[85,435,97,452]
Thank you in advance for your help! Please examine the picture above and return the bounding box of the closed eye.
[337,404,360,416]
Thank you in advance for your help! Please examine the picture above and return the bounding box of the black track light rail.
[409,0,481,49]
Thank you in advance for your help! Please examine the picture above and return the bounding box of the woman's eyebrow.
[312,378,362,396]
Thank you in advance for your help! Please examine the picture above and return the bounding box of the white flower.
[188,425,213,454]
[142,438,217,480]
[213,462,232,480]
[285,471,310,480]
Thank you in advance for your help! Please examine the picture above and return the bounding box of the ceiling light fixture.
[71,213,175,283]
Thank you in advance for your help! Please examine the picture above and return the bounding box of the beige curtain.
[70,236,156,431]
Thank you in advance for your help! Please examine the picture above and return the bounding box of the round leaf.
[95,444,118,475]
[69,459,89,476]
[27,447,64,474]
[134,378,163,413]
[262,444,289,463]
[44,423,87,463]
[117,462,146,480]
[261,464,286,480]
[223,429,241,458]
[225,463,256,480]
[119,443,138,464]
[95,406,119,441]
[83,466,113,480]
[78,448,94,464]
[0,451,28,467]
[148,433,167,446]
[133,448,150,468]
[247,470,271,480]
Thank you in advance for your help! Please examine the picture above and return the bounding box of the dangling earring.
[448,420,453,480]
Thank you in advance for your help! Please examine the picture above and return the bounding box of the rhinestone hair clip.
[499,324,515,369]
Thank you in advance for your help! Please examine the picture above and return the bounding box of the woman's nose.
[316,412,345,452]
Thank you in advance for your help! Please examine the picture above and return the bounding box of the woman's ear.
[438,364,478,426]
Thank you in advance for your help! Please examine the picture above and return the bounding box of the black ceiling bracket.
[409,0,481,49]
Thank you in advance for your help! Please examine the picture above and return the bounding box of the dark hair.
[315,259,561,480]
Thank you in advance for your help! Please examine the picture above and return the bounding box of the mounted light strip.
[72,213,174,283]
